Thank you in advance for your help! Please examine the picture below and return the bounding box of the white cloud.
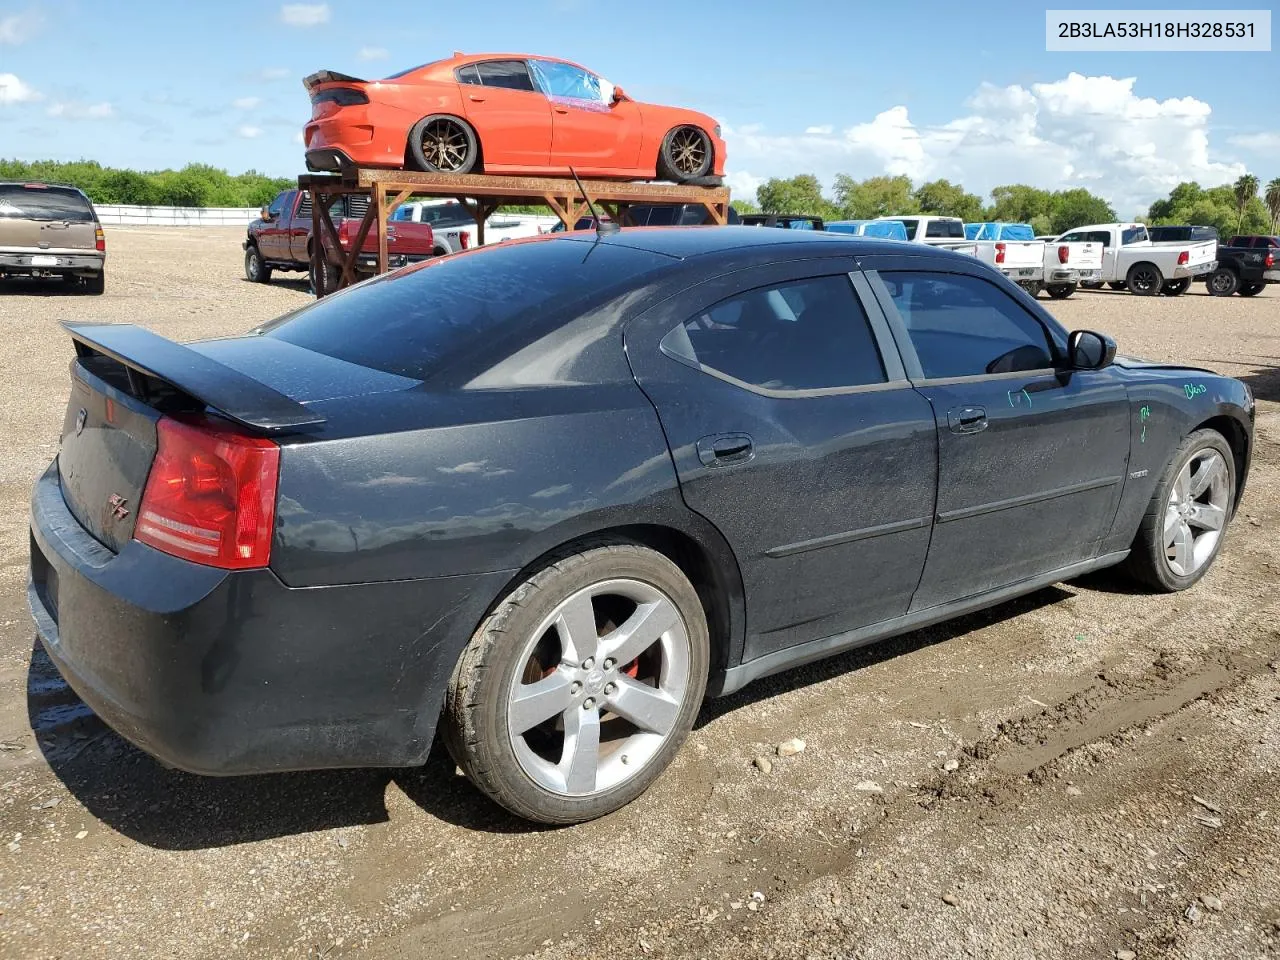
[0,73,39,104]
[279,3,329,26]
[46,101,113,119]
[238,125,263,139]
[233,96,262,110]
[0,10,42,45]
[725,169,763,200]
[1229,131,1280,153]
[804,124,833,135]
[357,46,389,61]
[724,73,1246,216]
[260,67,291,81]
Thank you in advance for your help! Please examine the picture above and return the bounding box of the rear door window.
[456,65,481,85]
[475,60,536,92]
[660,274,887,392]
[0,185,95,222]
[1121,226,1148,245]
[878,271,1058,379]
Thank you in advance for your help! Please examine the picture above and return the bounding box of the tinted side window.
[924,220,964,238]
[660,275,887,392]
[456,65,481,85]
[643,206,679,226]
[898,219,919,238]
[267,194,287,217]
[879,271,1056,379]
[1121,226,1148,245]
[476,60,535,92]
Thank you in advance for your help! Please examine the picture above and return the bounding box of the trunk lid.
[1046,241,1103,271]
[998,241,1043,270]
[53,323,419,555]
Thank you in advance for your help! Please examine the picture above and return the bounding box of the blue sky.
[1,0,1275,215]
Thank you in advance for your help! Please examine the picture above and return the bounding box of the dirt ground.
[1,228,1278,960]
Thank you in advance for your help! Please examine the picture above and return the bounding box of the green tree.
[913,179,983,221]
[987,184,1054,224]
[1145,181,1269,236]
[1048,189,1116,235]
[1264,177,1280,232]
[0,158,293,207]
[732,197,760,215]
[833,174,917,219]
[756,174,836,218]
[1233,174,1259,232]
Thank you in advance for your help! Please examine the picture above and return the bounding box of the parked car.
[874,215,978,257]
[825,219,908,240]
[389,200,552,255]
[1204,235,1279,297]
[1054,223,1217,296]
[739,214,824,230]
[0,181,106,294]
[303,54,726,184]
[548,204,741,232]
[244,189,435,290]
[30,227,1254,825]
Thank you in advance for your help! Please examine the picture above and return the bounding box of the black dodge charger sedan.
[28,227,1254,823]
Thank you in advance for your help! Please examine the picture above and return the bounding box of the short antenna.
[568,167,619,236]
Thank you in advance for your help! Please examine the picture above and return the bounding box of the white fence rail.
[96,204,261,226]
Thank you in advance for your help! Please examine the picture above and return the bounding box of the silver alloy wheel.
[1164,448,1230,577]
[506,578,690,797]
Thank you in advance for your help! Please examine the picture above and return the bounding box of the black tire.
[308,252,339,298]
[1018,280,1043,298]
[79,271,105,296]
[1045,283,1077,299]
[656,126,713,183]
[244,245,271,284]
[1206,268,1238,297]
[442,542,710,825]
[1121,428,1236,593]
[1080,280,1104,290]
[408,115,479,174]
[1238,282,1266,297]
[1107,281,1127,291]
[1161,278,1189,296]
[1126,262,1163,296]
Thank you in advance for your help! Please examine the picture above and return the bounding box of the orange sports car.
[302,53,726,184]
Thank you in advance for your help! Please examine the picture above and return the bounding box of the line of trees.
[0,159,294,208]
[746,171,1280,237]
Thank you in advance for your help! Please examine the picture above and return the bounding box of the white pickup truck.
[1054,223,1217,296]
[390,200,556,255]
[965,222,1046,294]
[874,216,978,258]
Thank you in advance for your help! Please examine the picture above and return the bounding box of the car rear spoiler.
[303,70,366,92]
[63,322,325,433]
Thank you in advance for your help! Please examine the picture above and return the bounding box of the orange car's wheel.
[408,115,479,174]
[657,126,713,183]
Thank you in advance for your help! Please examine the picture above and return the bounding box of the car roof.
[421,52,595,76]
[554,225,965,261]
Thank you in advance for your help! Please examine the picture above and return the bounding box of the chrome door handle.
[948,406,988,434]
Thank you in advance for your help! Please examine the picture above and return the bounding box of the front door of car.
[529,59,643,172]
[863,259,1132,609]
[455,60,552,168]
[257,192,291,261]
[625,259,938,662]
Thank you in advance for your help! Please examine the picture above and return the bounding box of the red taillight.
[459,231,470,250]
[995,242,1006,264]
[1266,252,1275,268]
[135,416,279,570]
[1058,245,1069,264]
[95,227,105,252]
[1177,250,1189,266]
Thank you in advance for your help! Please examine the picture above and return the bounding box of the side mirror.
[612,86,627,103]
[260,207,273,222]
[1068,329,1116,370]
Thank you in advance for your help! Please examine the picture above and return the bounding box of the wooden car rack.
[298,167,731,295]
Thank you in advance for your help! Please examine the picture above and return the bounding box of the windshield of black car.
[258,240,667,380]
[0,185,95,221]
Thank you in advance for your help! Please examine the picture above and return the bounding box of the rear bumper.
[1175,259,1216,279]
[28,460,510,774]
[0,251,103,275]
[1046,268,1101,283]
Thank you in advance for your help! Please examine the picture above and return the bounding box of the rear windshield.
[0,185,95,222]
[924,219,965,239]
[259,239,666,380]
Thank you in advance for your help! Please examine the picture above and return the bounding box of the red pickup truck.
[243,189,434,290]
